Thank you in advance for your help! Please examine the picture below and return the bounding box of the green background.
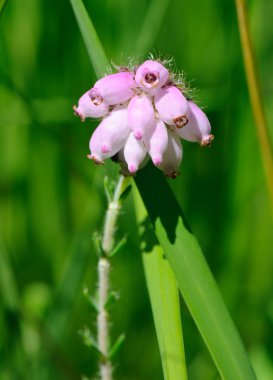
[0,0,273,379]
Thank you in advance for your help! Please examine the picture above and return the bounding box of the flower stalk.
[96,175,130,380]
[235,0,273,215]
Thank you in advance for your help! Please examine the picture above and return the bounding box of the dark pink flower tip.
[128,94,155,140]
[128,163,137,173]
[101,144,110,154]
[134,129,144,140]
[135,60,169,93]
[152,156,162,166]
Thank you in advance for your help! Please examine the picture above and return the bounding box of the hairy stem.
[235,0,273,215]
[97,175,129,380]
[97,257,112,380]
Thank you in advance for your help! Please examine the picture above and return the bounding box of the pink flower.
[135,60,169,94]
[145,119,168,166]
[73,90,109,121]
[127,94,155,140]
[158,130,183,178]
[89,72,135,106]
[123,133,147,173]
[175,101,214,146]
[155,86,189,128]
[74,58,213,177]
[88,105,129,164]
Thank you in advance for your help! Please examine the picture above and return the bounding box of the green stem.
[97,175,130,380]
[235,0,273,215]
[102,176,128,254]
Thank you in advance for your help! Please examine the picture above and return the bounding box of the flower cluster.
[73,59,214,178]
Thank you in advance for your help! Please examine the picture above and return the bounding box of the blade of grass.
[235,0,273,216]
[0,243,19,311]
[134,164,256,380]
[134,186,188,380]
[136,0,170,54]
[70,0,109,77]
[0,0,8,17]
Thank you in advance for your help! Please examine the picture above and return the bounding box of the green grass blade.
[70,0,109,77]
[136,0,170,54]
[134,186,188,380]
[0,243,19,311]
[0,0,8,17]
[134,164,256,380]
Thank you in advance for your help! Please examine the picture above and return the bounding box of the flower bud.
[175,101,214,146]
[90,72,135,106]
[88,106,129,164]
[135,60,169,94]
[145,119,168,166]
[73,90,109,121]
[158,130,183,178]
[124,133,147,173]
[155,86,189,128]
[128,94,155,140]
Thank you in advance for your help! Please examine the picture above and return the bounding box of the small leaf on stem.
[83,286,99,312]
[107,333,126,360]
[92,231,103,257]
[104,176,113,203]
[109,236,127,258]
[104,290,120,309]
[79,327,102,358]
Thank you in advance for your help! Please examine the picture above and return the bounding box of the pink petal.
[155,86,189,128]
[124,133,147,173]
[88,105,129,163]
[73,90,109,121]
[135,60,169,94]
[127,94,155,140]
[145,119,168,166]
[158,130,183,178]
[175,101,214,146]
[91,72,135,105]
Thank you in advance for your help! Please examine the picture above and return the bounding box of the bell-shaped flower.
[123,132,147,173]
[158,130,183,178]
[145,119,168,166]
[88,105,129,164]
[175,101,214,146]
[135,60,169,94]
[155,86,189,128]
[128,94,155,140]
[89,72,135,106]
[73,90,109,121]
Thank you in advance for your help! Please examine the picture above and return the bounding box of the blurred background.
[1,0,273,379]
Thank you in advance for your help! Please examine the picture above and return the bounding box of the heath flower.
[74,58,214,178]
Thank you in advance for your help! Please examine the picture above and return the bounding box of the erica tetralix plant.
[73,58,214,178]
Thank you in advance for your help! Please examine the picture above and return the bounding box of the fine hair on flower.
[73,56,214,179]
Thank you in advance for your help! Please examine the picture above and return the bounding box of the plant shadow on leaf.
[135,162,192,244]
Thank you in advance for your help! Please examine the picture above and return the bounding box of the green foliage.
[135,186,188,380]
[135,164,256,380]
